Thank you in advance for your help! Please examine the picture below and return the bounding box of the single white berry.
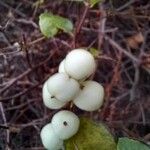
[58,59,66,74]
[42,82,66,109]
[73,81,104,111]
[51,110,80,140]
[65,49,96,80]
[40,123,64,150]
[47,73,80,102]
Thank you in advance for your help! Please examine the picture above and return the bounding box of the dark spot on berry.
[68,76,71,79]
[63,121,68,126]
[51,96,55,99]
[80,84,85,90]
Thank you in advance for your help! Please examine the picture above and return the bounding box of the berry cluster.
[41,110,79,150]
[41,49,104,150]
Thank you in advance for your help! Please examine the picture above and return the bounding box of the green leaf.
[89,47,100,57]
[89,0,103,7]
[39,13,73,38]
[39,13,58,38]
[64,0,84,2]
[33,0,45,7]
[64,0,103,7]
[65,117,116,150]
[117,137,150,150]
[52,15,73,33]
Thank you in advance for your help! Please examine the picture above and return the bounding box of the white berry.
[40,123,64,150]
[51,110,80,140]
[47,73,80,102]
[58,59,66,74]
[73,81,104,111]
[65,49,96,80]
[42,82,66,109]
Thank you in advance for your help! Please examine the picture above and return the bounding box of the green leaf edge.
[117,137,150,150]
[39,12,73,38]
[65,117,117,150]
